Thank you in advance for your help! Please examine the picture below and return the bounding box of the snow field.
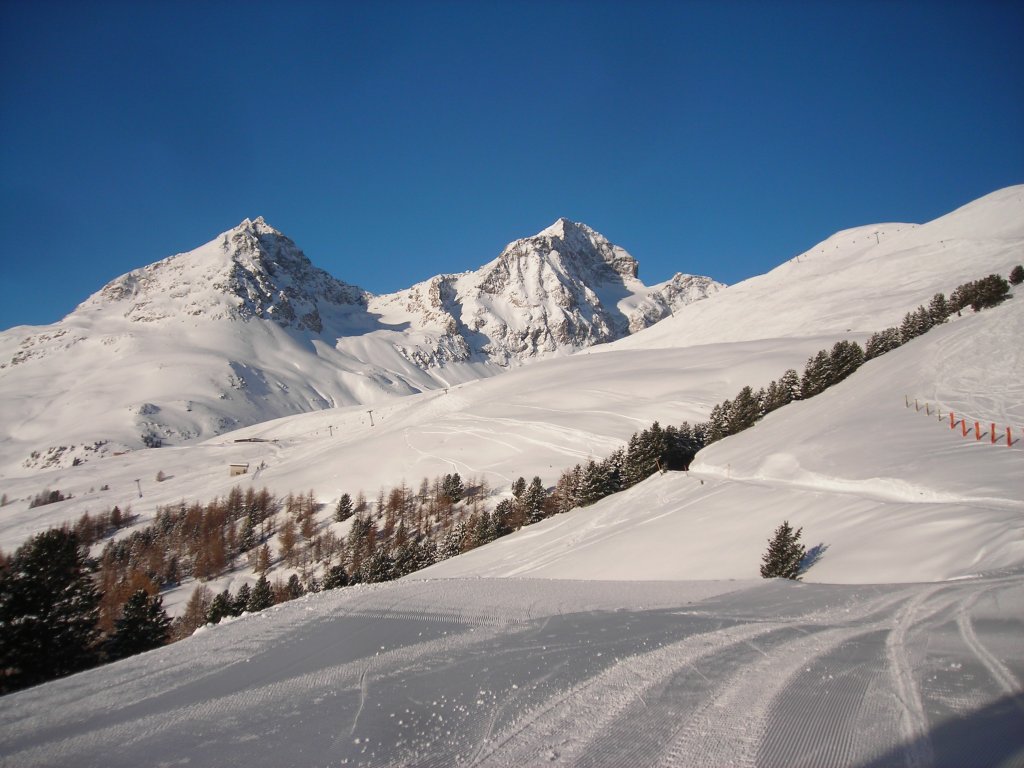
[2,574,1021,767]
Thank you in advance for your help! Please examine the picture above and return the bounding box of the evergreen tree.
[800,350,832,399]
[759,521,806,580]
[322,564,349,590]
[927,292,950,325]
[437,523,466,560]
[441,473,464,503]
[779,368,802,402]
[0,529,101,693]
[704,402,730,444]
[521,477,547,524]
[361,546,394,584]
[247,574,273,612]
[601,448,625,490]
[206,589,234,624]
[760,380,786,414]
[107,589,170,661]
[511,477,527,499]
[865,327,901,360]
[579,460,612,506]
[469,510,496,548]
[970,274,1010,310]
[391,541,417,578]
[413,539,438,571]
[285,574,304,600]
[1010,265,1024,286]
[492,498,516,537]
[238,515,256,553]
[828,340,865,385]
[727,386,760,434]
[232,583,252,614]
[948,282,977,314]
[334,493,354,523]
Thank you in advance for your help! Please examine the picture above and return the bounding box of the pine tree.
[779,368,802,402]
[1010,265,1024,286]
[206,589,234,624]
[948,282,977,314]
[233,583,252,614]
[727,386,760,434]
[322,564,349,590]
[334,493,353,523]
[247,574,273,612]
[828,340,865,385]
[441,473,464,503]
[0,529,101,693]
[361,546,394,584]
[970,274,1010,310]
[437,524,465,560]
[579,460,612,506]
[801,350,832,398]
[927,292,950,325]
[107,589,170,660]
[492,498,516,537]
[865,327,901,360]
[759,521,806,580]
[521,477,547,524]
[285,574,304,600]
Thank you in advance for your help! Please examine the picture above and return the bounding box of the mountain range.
[0,218,720,473]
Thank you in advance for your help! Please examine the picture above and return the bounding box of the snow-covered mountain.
[0,218,718,473]
[367,218,720,367]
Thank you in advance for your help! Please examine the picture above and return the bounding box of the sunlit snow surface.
[2,575,1023,767]
[1,188,1023,766]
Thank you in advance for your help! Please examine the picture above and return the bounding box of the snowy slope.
[0,218,717,475]
[2,571,1022,767]
[610,185,1024,350]
[420,298,1024,584]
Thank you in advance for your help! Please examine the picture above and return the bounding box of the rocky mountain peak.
[522,218,640,280]
[79,219,366,331]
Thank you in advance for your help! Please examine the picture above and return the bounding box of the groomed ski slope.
[1,574,1021,767]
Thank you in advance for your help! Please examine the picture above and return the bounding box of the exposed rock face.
[370,218,722,366]
[84,217,366,330]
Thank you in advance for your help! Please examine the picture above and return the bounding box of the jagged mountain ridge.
[0,217,718,472]
[78,216,368,330]
[370,218,721,366]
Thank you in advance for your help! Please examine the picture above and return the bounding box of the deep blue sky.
[2,0,1022,331]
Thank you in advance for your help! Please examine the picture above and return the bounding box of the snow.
[0,186,1022,766]
[1,576,1022,767]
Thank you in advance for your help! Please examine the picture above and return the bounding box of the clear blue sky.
[2,0,1022,331]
